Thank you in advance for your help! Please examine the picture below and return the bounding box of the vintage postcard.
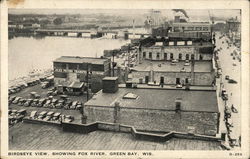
[0,0,249,158]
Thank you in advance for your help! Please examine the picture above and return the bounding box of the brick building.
[53,56,111,92]
[84,79,219,136]
[140,41,214,61]
[131,40,215,86]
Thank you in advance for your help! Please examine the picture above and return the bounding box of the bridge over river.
[35,29,151,39]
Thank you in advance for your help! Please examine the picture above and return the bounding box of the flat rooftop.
[132,60,212,72]
[9,123,222,150]
[85,87,219,113]
[143,42,214,48]
[54,56,109,65]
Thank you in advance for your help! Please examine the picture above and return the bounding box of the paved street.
[215,32,241,150]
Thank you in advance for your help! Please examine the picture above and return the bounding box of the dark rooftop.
[9,123,222,150]
[132,60,212,72]
[53,56,109,65]
[85,87,219,113]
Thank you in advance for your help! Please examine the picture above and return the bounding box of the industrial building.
[53,56,111,93]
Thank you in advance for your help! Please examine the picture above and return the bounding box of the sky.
[9,9,241,22]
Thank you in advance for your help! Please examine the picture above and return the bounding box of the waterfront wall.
[84,106,219,136]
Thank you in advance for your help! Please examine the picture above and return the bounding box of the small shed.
[66,82,84,95]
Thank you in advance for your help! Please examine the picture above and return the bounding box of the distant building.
[53,56,111,92]
[226,17,241,43]
[140,41,214,61]
[84,80,219,136]
[168,22,212,41]
[133,40,215,86]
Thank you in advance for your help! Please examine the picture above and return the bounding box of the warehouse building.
[140,41,214,61]
[84,78,219,136]
[53,56,111,93]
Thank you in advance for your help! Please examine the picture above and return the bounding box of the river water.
[8,36,130,80]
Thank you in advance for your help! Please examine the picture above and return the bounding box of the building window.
[186,54,189,60]
[157,53,160,58]
[203,27,209,31]
[200,54,203,60]
[164,53,167,60]
[178,53,182,60]
[187,27,194,31]
[176,78,180,84]
[149,52,152,59]
[170,53,173,60]
[191,54,195,60]
[196,27,202,31]
[143,52,146,58]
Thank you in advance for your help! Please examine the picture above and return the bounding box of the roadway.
[215,32,241,150]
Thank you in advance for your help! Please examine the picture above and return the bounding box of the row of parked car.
[9,96,83,110]
[8,109,27,126]
[9,75,54,95]
[30,110,74,123]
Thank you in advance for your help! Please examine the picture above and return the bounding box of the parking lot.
[9,83,88,124]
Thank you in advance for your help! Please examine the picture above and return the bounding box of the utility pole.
[86,63,92,101]
[112,51,115,77]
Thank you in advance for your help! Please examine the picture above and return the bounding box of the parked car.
[55,100,65,109]
[64,115,74,123]
[52,90,58,96]
[30,92,41,99]
[225,75,230,80]
[16,109,27,117]
[43,99,52,108]
[222,89,228,101]
[38,111,47,120]
[24,99,33,107]
[70,101,78,110]
[41,81,50,89]
[30,111,38,119]
[37,98,46,107]
[49,99,58,109]
[184,62,190,66]
[60,95,69,101]
[12,97,22,104]
[31,99,39,107]
[171,59,178,65]
[17,98,26,106]
[47,90,53,96]
[9,110,17,117]
[228,79,237,84]
[51,112,61,121]
[176,84,183,88]
[76,102,83,110]
[64,101,72,109]
[9,96,16,104]
[43,111,54,121]
[9,89,16,94]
